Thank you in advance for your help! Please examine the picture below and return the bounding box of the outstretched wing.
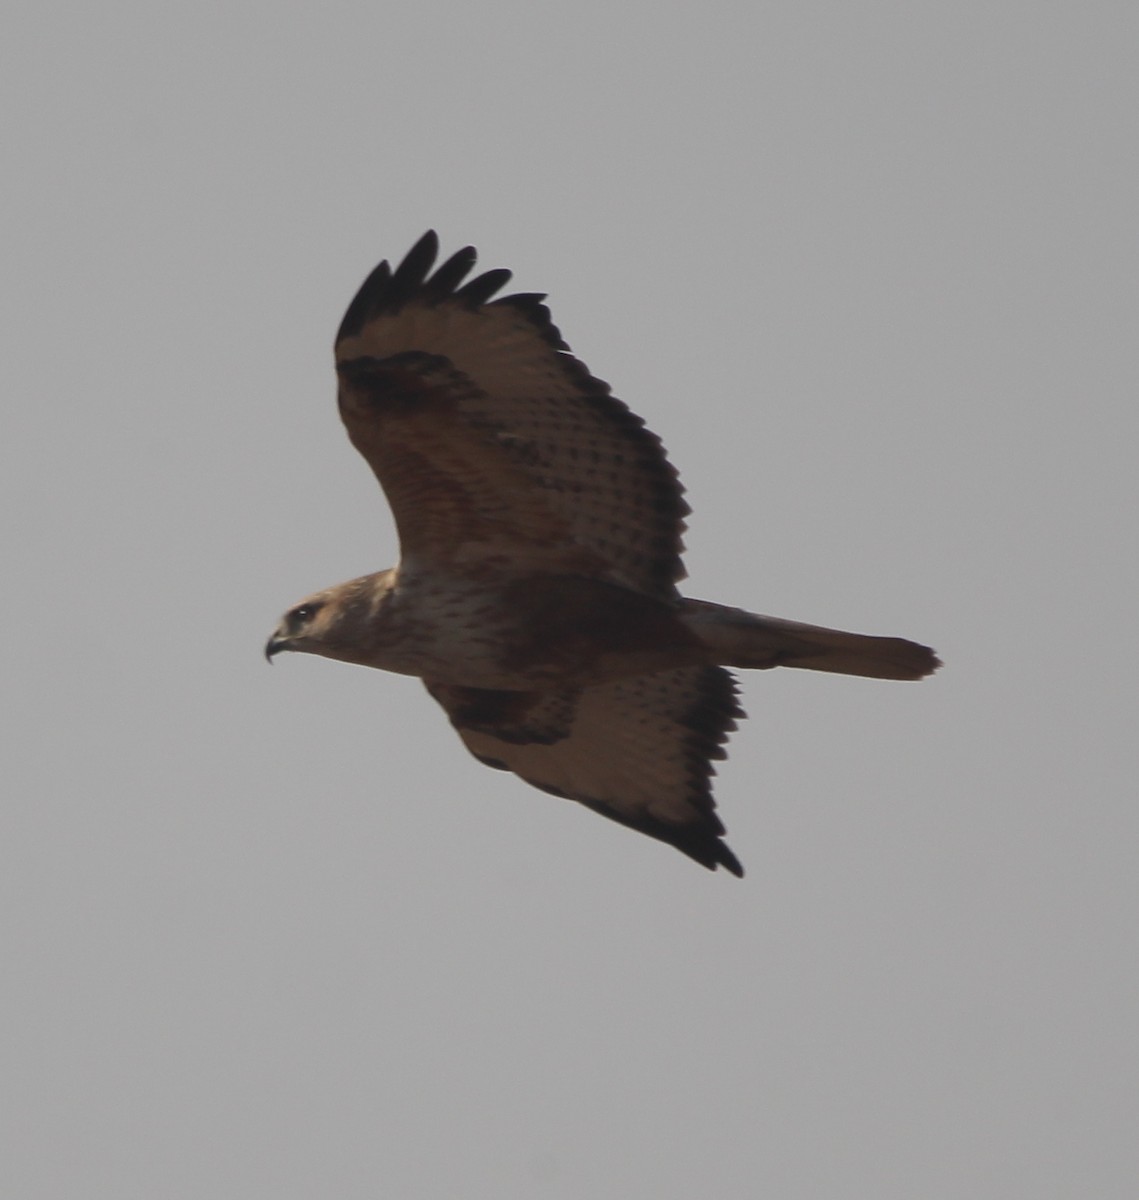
[335,232,688,599]
[425,667,746,876]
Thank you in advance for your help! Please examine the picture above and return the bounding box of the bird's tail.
[680,599,940,681]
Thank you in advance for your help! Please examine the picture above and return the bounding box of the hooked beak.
[264,634,288,663]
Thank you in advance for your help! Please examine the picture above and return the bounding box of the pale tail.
[681,599,940,681]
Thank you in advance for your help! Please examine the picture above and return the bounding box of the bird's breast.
[358,568,704,689]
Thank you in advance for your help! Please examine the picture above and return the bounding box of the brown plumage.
[266,232,940,876]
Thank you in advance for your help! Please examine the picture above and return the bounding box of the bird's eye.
[290,604,320,628]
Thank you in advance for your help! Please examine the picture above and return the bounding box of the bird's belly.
[363,571,705,689]
[363,618,553,689]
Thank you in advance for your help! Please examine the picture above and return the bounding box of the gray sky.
[4,3,1136,1197]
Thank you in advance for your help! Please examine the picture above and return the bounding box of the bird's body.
[286,565,932,691]
[267,233,939,876]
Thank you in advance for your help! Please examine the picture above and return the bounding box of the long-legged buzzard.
[266,233,939,876]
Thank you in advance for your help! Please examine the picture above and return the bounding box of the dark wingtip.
[336,231,440,345]
[336,258,392,343]
[390,230,439,290]
[680,830,744,877]
[424,243,478,298]
[455,266,513,306]
[336,232,518,344]
[718,846,745,878]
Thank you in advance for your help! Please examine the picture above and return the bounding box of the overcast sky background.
[4,3,1136,1197]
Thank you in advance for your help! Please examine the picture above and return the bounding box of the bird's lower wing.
[425,667,746,875]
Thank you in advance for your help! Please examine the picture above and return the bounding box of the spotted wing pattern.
[425,666,746,875]
[335,232,689,599]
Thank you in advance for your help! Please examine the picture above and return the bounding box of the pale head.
[264,571,396,665]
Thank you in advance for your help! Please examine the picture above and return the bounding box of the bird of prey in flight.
[266,232,939,875]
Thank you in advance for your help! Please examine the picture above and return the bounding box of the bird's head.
[264,593,336,662]
[265,570,396,665]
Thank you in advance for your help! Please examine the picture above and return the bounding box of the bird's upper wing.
[334,232,688,598]
[425,666,746,876]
